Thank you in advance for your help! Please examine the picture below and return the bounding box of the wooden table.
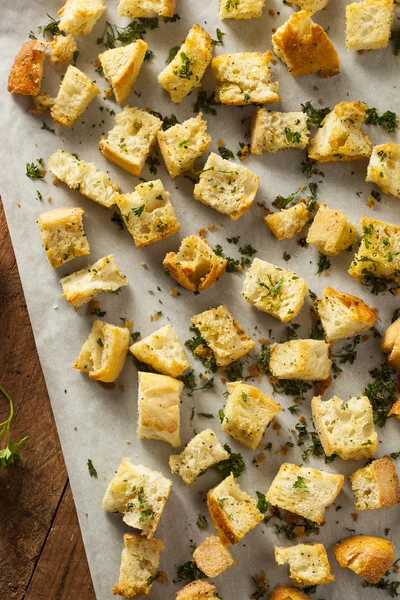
[0,200,95,599]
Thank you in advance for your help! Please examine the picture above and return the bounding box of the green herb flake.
[87,458,97,478]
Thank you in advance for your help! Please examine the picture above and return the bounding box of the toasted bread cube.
[382,317,400,371]
[212,51,280,105]
[49,34,77,64]
[335,535,395,584]
[157,114,211,179]
[58,0,106,36]
[137,372,182,447]
[272,11,339,77]
[163,235,227,291]
[346,0,395,50]
[119,0,175,16]
[37,207,89,268]
[99,40,148,105]
[74,320,130,382]
[30,92,55,114]
[275,543,334,585]
[193,536,236,578]
[270,585,313,600]
[191,305,255,367]
[389,398,400,418]
[251,109,309,155]
[193,152,260,220]
[366,143,400,198]
[100,107,162,176]
[311,395,378,460]
[265,203,311,240]
[307,203,358,256]
[308,101,372,162]
[51,65,100,127]
[158,25,212,103]
[269,339,331,380]
[348,216,400,287]
[169,429,229,485]
[48,150,120,208]
[60,254,127,307]
[8,40,47,96]
[113,533,164,597]
[207,474,264,544]
[286,0,329,15]
[242,258,307,323]
[218,0,266,19]
[221,382,282,450]
[176,580,219,600]
[350,456,400,510]
[130,324,190,377]
[102,458,172,537]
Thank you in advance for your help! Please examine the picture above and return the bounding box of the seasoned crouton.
[269,339,331,380]
[113,533,164,597]
[130,324,190,377]
[306,203,358,255]
[350,456,400,510]
[99,40,148,105]
[118,0,176,17]
[270,585,313,600]
[251,109,309,154]
[335,535,395,584]
[389,398,400,418]
[265,203,311,240]
[218,0,266,19]
[30,92,55,114]
[51,65,100,127]
[49,34,77,63]
[275,543,334,585]
[286,0,329,15]
[176,580,219,600]
[58,0,106,36]
[382,317,400,371]
[8,40,47,96]
[193,536,236,578]
[346,0,395,50]
[37,206,89,268]
[366,143,400,198]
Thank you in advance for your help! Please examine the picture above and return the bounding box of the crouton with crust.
[218,0,266,19]
[130,324,190,377]
[366,143,400,198]
[275,543,334,585]
[346,0,395,50]
[99,40,148,104]
[251,109,309,154]
[193,536,236,577]
[118,0,176,17]
[269,339,331,381]
[306,203,358,255]
[51,65,100,127]
[37,206,90,268]
[113,533,164,597]
[350,456,400,510]
[334,535,395,583]
[265,203,311,240]
[8,40,47,96]
[58,0,106,36]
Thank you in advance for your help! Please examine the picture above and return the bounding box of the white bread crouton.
[51,65,100,127]
[346,0,395,50]
[306,203,358,255]
[221,381,282,450]
[37,206,89,268]
[157,114,211,178]
[270,585,313,600]
[265,203,311,240]
[311,395,378,460]
[335,535,395,584]
[100,106,162,176]
[8,40,47,96]
[60,254,127,307]
[130,324,190,377]
[218,0,266,19]
[99,40,148,105]
[389,398,400,418]
[242,257,307,323]
[158,25,212,103]
[269,339,331,380]
[118,0,176,18]
[382,317,400,371]
[366,143,400,198]
[266,463,344,524]
[308,101,372,162]
[113,533,164,597]
[176,580,219,600]
[286,0,329,15]
[193,536,236,578]
[275,543,334,585]
[137,372,183,447]
[30,93,55,114]
[212,51,280,105]
[163,235,227,291]
[58,0,106,36]
[102,457,172,537]
[350,456,400,510]
[191,305,255,367]
[48,149,119,208]
[272,11,339,77]
[116,179,180,247]
[193,152,260,220]
[251,109,309,154]
[49,34,77,64]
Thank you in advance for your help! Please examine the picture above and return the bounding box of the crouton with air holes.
[285,0,329,15]
[137,372,182,447]
[350,456,400,510]
[37,207,89,268]
[382,317,400,371]
[272,11,339,77]
[193,152,260,220]
[251,109,309,155]
[102,457,172,537]
[113,533,164,598]
[176,580,219,600]
[60,254,127,307]
[100,106,162,176]
[307,203,358,256]
[221,381,282,450]
[49,34,77,64]
[163,235,227,291]
[74,320,130,382]
[51,66,100,127]
[191,305,255,367]
[269,339,331,380]
[270,585,313,600]
[334,535,395,584]
[266,463,344,524]
[58,0,106,36]
[346,0,395,51]
[218,0,266,19]
[193,536,236,578]
[212,51,280,105]
[315,286,376,342]
[130,324,190,377]
[242,257,307,323]
[118,0,176,17]
[157,114,211,178]
[158,25,212,103]
[366,143,400,198]
[169,429,229,485]
[8,40,47,96]
[48,150,120,209]
[308,101,372,162]
[265,203,312,240]
[99,40,148,105]
[275,543,334,585]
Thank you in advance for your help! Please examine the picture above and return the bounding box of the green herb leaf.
[0,384,29,468]
[194,90,219,116]
[218,146,234,160]
[174,561,206,583]
[301,101,331,127]
[212,28,226,45]
[293,475,308,490]
[316,253,331,275]
[256,491,269,513]
[38,15,60,37]
[166,45,180,64]
[87,458,97,478]
[196,514,207,527]
[214,444,246,478]
[26,158,45,180]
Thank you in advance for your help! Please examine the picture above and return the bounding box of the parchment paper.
[1,1,400,598]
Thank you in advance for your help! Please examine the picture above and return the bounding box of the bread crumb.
[150,311,163,321]
[169,288,178,296]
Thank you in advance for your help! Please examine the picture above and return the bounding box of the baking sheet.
[1,0,400,598]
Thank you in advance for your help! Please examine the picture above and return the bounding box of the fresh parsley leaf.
[38,15,60,37]
[316,253,331,274]
[301,101,331,127]
[293,476,308,490]
[392,30,400,56]
[0,384,28,468]
[111,212,125,230]
[364,362,397,427]
[256,491,269,513]
[218,146,234,160]
[214,444,246,478]
[173,51,193,79]
[26,158,44,180]
[211,28,225,45]
[365,107,398,133]
[196,514,207,527]
[164,14,181,22]
[284,127,302,144]
[332,335,361,364]
[301,157,318,178]
[131,204,145,217]
[87,458,97,478]
[174,562,205,583]
[272,186,303,210]
[97,17,158,49]
[41,121,55,134]
[166,45,180,64]
[194,90,219,115]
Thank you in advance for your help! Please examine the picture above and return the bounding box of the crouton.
[346,0,395,50]
[382,317,400,371]
[242,257,307,323]
[193,536,236,577]
[113,533,164,597]
[191,305,255,367]
[334,535,395,584]
[30,92,55,114]
[251,108,309,154]
[266,463,344,523]
[130,324,190,377]
[286,0,329,15]
[275,543,334,585]
[207,474,264,544]
[99,40,148,105]
[8,40,47,96]
[350,456,400,510]
[49,34,77,64]
[218,0,266,19]
[102,457,172,537]
[158,25,212,103]
[118,0,176,17]
[366,143,400,198]
[193,152,260,220]
[270,585,313,600]
[265,203,311,240]
[37,206,89,268]
[58,0,106,36]
[306,203,358,255]
[100,106,162,176]
[176,580,219,600]
[269,339,331,380]
[389,398,400,418]
[51,65,100,127]
[157,114,211,178]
